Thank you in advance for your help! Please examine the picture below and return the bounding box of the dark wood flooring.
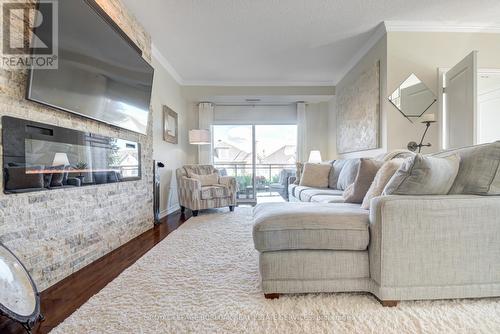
[0,210,192,334]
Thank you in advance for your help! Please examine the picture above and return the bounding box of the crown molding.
[335,22,387,85]
[385,21,500,33]
[180,80,336,87]
[151,43,185,85]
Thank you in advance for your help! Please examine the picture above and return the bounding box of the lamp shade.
[308,150,322,163]
[189,129,210,145]
[52,153,70,166]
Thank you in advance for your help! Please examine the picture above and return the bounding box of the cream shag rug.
[52,208,500,334]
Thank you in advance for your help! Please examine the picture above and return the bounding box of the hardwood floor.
[0,210,192,334]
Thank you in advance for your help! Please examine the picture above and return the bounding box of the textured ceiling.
[122,0,500,85]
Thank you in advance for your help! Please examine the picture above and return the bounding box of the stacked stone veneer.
[0,0,154,290]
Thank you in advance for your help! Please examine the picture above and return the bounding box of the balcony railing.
[214,163,296,199]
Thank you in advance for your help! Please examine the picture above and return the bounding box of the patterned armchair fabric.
[176,165,237,213]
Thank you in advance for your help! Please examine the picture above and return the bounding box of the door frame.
[438,67,500,150]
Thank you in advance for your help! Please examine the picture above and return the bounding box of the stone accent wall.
[0,0,154,290]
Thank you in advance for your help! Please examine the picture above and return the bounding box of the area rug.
[52,208,500,334]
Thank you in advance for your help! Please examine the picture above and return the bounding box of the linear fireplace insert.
[2,116,141,194]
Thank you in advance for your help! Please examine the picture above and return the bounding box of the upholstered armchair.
[176,165,237,216]
[269,169,295,201]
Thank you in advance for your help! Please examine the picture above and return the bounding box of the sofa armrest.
[219,176,237,204]
[369,195,500,292]
[219,176,237,191]
[178,176,201,192]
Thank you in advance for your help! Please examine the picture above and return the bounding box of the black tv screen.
[27,0,154,134]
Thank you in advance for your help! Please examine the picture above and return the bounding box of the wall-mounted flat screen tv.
[27,0,154,134]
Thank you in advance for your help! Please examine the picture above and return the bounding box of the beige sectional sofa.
[253,142,500,305]
[288,152,411,203]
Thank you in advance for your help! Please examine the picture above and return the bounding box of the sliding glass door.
[213,124,297,203]
[213,125,255,202]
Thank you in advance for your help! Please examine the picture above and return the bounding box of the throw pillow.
[189,172,219,186]
[361,158,405,209]
[329,160,346,189]
[336,159,360,190]
[433,141,500,195]
[380,150,415,162]
[293,162,304,185]
[343,158,383,204]
[299,163,331,188]
[383,154,460,196]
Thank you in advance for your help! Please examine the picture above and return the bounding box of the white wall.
[151,56,197,216]
[305,102,330,160]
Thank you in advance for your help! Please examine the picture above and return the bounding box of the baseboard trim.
[159,205,180,219]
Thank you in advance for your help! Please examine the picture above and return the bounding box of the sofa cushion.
[337,159,361,190]
[310,195,346,204]
[343,158,383,204]
[361,158,405,209]
[383,154,460,195]
[299,188,343,202]
[291,185,311,198]
[189,172,219,186]
[253,202,369,251]
[329,160,347,189]
[433,141,500,195]
[299,163,331,188]
[200,185,229,200]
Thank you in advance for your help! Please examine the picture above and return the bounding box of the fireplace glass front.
[2,117,141,194]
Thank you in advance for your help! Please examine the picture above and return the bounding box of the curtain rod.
[212,103,297,107]
[197,101,306,107]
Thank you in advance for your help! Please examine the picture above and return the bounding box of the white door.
[445,51,478,149]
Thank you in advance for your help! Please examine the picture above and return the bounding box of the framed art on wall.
[336,61,380,154]
[163,106,178,144]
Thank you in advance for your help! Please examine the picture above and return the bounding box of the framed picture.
[163,106,178,144]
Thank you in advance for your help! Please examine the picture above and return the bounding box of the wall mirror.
[388,73,436,119]
[0,243,42,333]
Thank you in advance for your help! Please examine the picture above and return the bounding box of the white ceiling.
[122,0,500,86]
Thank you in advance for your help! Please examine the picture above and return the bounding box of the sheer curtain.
[296,102,307,162]
[198,102,214,164]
